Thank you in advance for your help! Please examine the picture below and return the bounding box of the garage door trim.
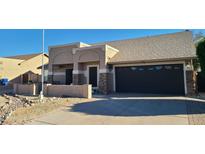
[113,61,187,95]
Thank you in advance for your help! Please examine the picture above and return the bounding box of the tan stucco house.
[0,53,48,84]
[48,31,197,95]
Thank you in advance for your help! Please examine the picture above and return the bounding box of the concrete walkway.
[28,96,205,125]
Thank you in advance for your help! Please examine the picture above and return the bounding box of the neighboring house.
[48,31,197,95]
[0,53,49,84]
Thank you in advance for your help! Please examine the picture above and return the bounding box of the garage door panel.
[115,64,185,95]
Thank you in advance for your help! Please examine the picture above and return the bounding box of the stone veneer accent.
[186,70,197,95]
[99,73,113,94]
[73,74,85,85]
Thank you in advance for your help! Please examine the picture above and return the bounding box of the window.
[139,68,144,71]
[165,66,172,70]
[131,67,137,71]
[174,66,180,70]
[155,66,162,70]
[148,67,154,71]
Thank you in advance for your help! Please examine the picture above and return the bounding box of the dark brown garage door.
[115,64,185,95]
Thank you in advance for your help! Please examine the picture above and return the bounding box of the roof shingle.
[94,31,196,63]
[6,53,47,61]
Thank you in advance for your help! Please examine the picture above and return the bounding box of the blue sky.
[0,29,204,57]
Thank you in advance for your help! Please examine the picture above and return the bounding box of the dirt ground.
[0,96,8,108]
[3,96,90,124]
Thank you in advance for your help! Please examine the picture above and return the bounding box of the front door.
[89,67,98,87]
[65,69,73,85]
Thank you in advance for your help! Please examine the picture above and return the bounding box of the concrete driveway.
[29,95,205,125]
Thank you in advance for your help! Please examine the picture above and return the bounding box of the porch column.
[73,72,84,85]
[73,62,84,85]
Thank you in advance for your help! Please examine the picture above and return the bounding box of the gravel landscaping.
[0,94,42,124]
[1,94,89,125]
[0,96,8,108]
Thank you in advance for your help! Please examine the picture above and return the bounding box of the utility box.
[0,78,9,86]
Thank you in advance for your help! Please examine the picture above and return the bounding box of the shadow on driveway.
[69,98,205,117]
